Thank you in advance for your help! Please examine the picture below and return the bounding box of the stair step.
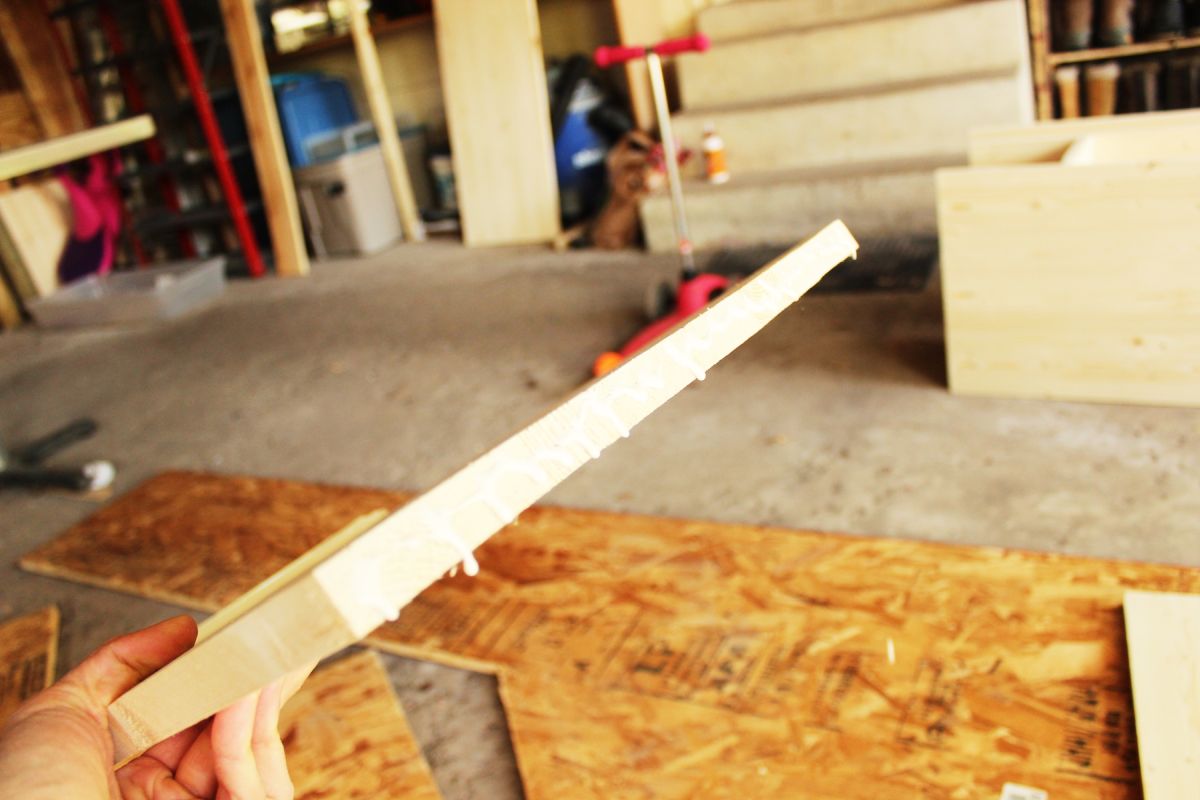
[638,159,948,253]
[672,72,1031,179]
[676,0,1027,111]
[697,0,967,42]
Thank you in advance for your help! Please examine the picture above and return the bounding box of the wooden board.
[675,0,1029,110]
[1123,591,1200,800]
[670,73,1029,179]
[968,107,1200,165]
[0,180,69,298]
[0,0,86,139]
[0,116,155,182]
[23,470,1200,798]
[282,651,442,800]
[219,0,310,277]
[937,160,1200,407]
[434,0,560,246]
[0,91,44,151]
[0,607,58,723]
[640,161,941,252]
[697,0,970,41]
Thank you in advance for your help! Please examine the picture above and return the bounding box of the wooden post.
[0,0,86,138]
[347,6,425,243]
[218,0,310,277]
[106,220,859,762]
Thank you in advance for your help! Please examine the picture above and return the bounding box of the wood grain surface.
[0,607,58,724]
[282,651,441,800]
[23,471,1200,798]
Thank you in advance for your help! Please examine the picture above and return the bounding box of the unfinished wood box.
[937,110,1200,407]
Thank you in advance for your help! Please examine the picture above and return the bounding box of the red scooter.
[591,34,729,377]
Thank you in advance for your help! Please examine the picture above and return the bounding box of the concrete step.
[639,158,949,253]
[671,72,1032,180]
[697,0,967,42]
[676,0,1027,111]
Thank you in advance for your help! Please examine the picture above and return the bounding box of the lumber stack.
[938,108,1200,407]
[640,0,1034,252]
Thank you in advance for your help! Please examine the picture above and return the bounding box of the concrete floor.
[1,239,1197,797]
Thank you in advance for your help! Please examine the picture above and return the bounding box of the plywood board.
[434,0,559,246]
[23,470,1200,798]
[640,160,942,252]
[283,651,442,800]
[0,607,59,723]
[697,0,968,41]
[1123,591,1200,800]
[968,107,1200,165]
[0,91,44,151]
[676,0,1029,110]
[670,73,1029,179]
[0,0,86,138]
[937,160,1200,406]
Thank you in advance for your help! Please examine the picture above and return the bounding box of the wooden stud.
[219,0,310,277]
[104,220,859,762]
[434,0,560,246]
[0,0,86,138]
[0,116,156,182]
[1124,591,1200,799]
[347,5,425,243]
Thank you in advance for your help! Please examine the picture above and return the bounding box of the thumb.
[62,615,198,708]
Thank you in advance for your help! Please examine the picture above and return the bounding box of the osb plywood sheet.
[283,651,441,800]
[22,471,1200,798]
[0,607,58,723]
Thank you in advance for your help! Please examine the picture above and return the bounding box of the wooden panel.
[676,0,1029,110]
[670,72,1029,179]
[937,160,1200,406]
[283,652,442,800]
[969,107,1200,165]
[0,180,69,298]
[0,116,155,182]
[0,607,58,723]
[219,0,310,277]
[0,91,44,150]
[640,161,942,252]
[434,0,560,246]
[697,0,969,41]
[0,0,86,138]
[23,470,1200,798]
[1124,591,1200,800]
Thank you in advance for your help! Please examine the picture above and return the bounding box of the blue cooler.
[271,73,358,167]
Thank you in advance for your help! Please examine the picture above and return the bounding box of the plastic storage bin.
[271,73,358,167]
[303,119,434,211]
[28,258,226,327]
[293,145,402,257]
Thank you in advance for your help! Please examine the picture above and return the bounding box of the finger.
[142,721,204,772]
[251,680,293,800]
[116,754,201,800]
[211,691,267,800]
[174,722,216,799]
[61,615,198,707]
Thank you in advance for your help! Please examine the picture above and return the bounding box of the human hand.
[0,615,313,799]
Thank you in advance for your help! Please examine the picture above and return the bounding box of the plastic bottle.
[701,123,729,184]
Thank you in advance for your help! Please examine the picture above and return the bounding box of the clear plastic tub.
[28,257,226,328]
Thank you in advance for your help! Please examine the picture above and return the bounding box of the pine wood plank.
[23,468,1200,797]
[0,180,69,298]
[0,607,59,723]
[219,0,310,277]
[697,0,970,42]
[0,116,155,182]
[676,0,1029,110]
[968,107,1200,165]
[434,0,560,246]
[937,160,1200,406]
[95,221,857,760]
[282,652,441,800]
[1123,591,1200,800]
[0,0,86,138]
[347,5,425,243]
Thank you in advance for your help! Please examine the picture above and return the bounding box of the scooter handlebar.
[593,34,710,67]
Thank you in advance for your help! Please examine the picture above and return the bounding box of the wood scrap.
[0,116,155,182]
[0,607,59,723]
[1123,590,1200,800]
[96,221,858,761]
[0,0,86,138]
[23,469,1200,798]
[0,180,70,298]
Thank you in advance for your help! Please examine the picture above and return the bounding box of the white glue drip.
[585,396,631,439]
[480,491,517,526]
[665,342,706,382]
[421,513,481,577]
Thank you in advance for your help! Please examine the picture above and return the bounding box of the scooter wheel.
[593,351,623,377]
